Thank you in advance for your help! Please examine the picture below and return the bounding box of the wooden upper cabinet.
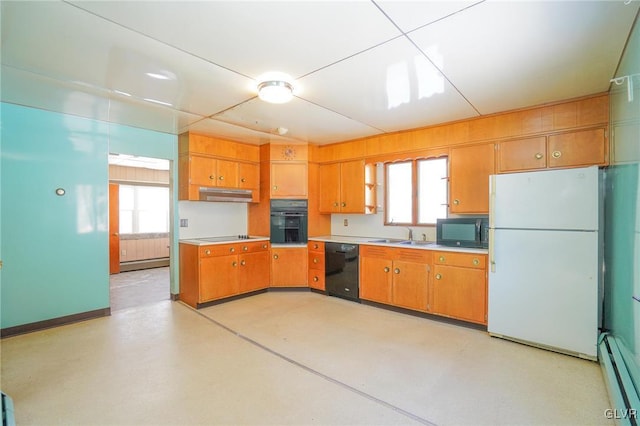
[497,136,547,173]
[497,128,607,174]
[189,155,218,187]
[216,158,239,187]
[547,128,607,168]
[271,163,308,198]
[319,160,375,214]
[449,143,495,214]
[319,163,341,212]
[238,162,259,190]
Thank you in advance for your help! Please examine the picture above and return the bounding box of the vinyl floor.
[1,289,613,425]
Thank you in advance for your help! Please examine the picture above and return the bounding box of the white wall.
[178,201,248,239]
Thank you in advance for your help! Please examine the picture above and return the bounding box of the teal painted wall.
[605,14,640,395]
[0,103,178,329]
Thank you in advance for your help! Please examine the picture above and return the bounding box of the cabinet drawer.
[308,241,325,252]
[238,241,270,253]
[396,248,431,264]
[199,244,240,257]
[433,252,486,269]
[309,252,325,270]
[360,245,393,258]
[308,269,325,290]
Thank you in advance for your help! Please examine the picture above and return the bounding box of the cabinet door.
[319,163,341,213]
[498,136,547,173]
[271,163,308,198]
[340,160,366,213]
[548,128,606,168]
[216,158,238,187]
[449,143,495,214]
[189,155,217,187]
[359,256,393,304]
[200,255,239,302]
[238,162,259,189]
[392,260,429,312]
[238,251,270,293]
[271,248,308,286]
[432,265,486,324]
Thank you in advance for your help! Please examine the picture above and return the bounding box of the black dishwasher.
[325,243,359,302]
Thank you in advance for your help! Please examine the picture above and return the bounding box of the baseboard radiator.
[599,333,640,426]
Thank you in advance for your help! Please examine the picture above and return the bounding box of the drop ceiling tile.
[212,97,383,145]
[69,1,401,79]
[298,36,479,133]
[409,0,640,115]
[185,118,291,146]
[375,0,483,33]
[1,1,254,116]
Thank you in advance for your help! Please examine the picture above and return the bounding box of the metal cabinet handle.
[473,258,480,266]
[204,249,211,255]
[313,244,319,249]
[209,175,215,180]
[552,150,562,158]
[439,255,445,262]
[240,178,246,183]
[435,273,442,280]
[333,202,339,207]
[273,254,279,260]
[453,199,460,205]
[535,153,543,160]
[230,247,235,253]
[232,261,237,267]
[243,246,248,251]
[262,244,268,249]
[313,276,319,282]
[313,258,318,264]
[394,268,400,274]
[383,267,390,273]
[273,185,278,191]
[240,260,246,266]
[341,202,346,207]
[219,175,224,181]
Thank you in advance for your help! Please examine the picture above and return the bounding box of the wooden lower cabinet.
[431,251,487,325]
[238,251,270,293]
[359,246,430,313]
[271,246,308,287]
[179,241,270,308]
[308,241,325,291]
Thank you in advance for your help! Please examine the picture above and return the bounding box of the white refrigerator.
[488,166,603,360]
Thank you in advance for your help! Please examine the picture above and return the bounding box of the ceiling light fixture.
[257,80,294,104]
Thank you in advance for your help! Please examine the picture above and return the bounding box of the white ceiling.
[2,1,638,145]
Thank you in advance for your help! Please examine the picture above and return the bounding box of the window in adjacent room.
[119,185,170,234]
[385,157,448,225]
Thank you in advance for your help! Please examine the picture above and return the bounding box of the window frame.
[384,155,448,226]
[119,183,170,235]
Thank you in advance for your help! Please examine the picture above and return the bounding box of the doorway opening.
[108,154,172,312]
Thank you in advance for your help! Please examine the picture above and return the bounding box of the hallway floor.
[109,266,170,311]
[1,292,612,425]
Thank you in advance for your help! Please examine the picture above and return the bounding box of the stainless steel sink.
[367,238,404,243]
[397,240,437,246]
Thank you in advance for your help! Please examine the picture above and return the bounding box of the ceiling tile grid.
[1,0,638,145]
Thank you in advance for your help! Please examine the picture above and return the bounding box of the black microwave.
[436,217,489,248]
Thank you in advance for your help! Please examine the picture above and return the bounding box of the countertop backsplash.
[178,201,248,240]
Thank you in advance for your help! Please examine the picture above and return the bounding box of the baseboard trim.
[1,308,111,338]
[119,258,169,272]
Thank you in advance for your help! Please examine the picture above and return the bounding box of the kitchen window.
[385,157,448,225]
[119,185,170,234]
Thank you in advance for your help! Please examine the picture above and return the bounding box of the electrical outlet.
[121,249,127,256]
[343,219,348,226]
[180,218,188,227]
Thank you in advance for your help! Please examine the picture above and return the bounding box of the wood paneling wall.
[317,94,609,163]
[120,237,170,262]
[109,165,170,184]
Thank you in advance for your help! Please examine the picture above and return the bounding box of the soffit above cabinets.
[1,1,638,145]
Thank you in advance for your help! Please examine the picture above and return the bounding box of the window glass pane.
[119,212,133,234]
[119,185,135,210]
[386,162,412,223]
[417,158,448,224]
[118,185,169,233]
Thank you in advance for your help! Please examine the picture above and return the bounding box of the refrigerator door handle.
[489,175,496,228]
[489,228,496,273]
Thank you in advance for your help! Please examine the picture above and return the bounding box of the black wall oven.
[270,199,308,244]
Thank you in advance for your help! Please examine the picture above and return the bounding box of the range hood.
[198,187,253,202]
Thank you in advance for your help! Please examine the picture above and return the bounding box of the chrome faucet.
[406,227,413,241]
